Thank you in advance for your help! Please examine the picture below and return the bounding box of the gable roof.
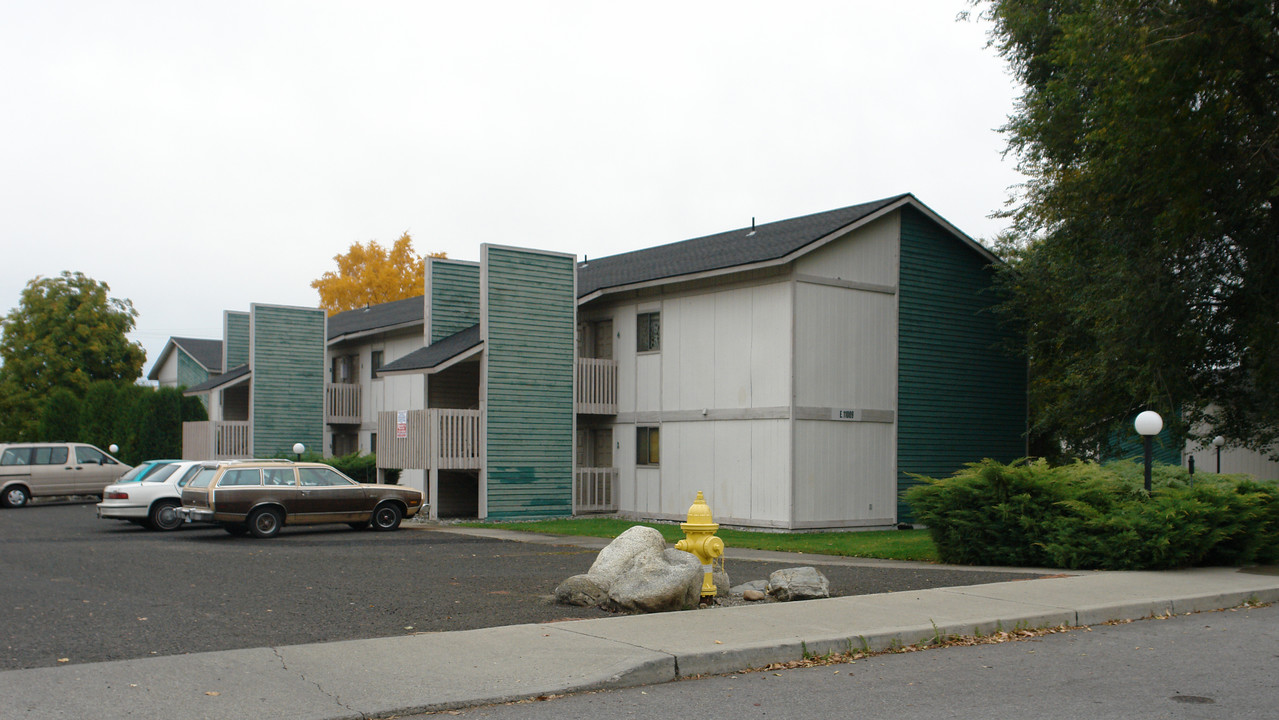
[377,324,482,376]
[327,295,425,342]
[146,336,224,380]
[576,193,994,300]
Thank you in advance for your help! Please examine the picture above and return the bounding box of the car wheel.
[147,500,182,531]
[347,521,370,530]
[371,503,402,531]
[247,507,283,538]
[2,485,30,508]
[223,524,249,536]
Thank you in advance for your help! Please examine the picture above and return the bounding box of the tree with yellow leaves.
[311,233,445,315]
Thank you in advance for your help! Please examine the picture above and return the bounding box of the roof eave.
[377,342,485,377]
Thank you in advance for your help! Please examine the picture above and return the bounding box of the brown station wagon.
[177,460,423,538]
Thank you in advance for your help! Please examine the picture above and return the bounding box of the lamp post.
[292,443,305,461]
[1134,411,1163,492]
[1213,435,1225,474]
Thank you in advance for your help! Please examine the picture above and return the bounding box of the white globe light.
[1212,435,1225,448]
[1134,411,1164,437]
[109,444,119,454]
[292,443,305,455]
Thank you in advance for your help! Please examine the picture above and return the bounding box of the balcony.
[576,357,617,415]
[575,467,617,513]
[182,421,251,460]
[326,383,362,425]
[375,409,482,471]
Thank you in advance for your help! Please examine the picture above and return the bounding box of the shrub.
[905,458,1279,570]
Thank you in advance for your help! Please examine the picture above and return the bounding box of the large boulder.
[606,548,703,613]
[767,566,831,601]
[553,525,719,613]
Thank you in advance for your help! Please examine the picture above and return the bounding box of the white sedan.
[97,461,205,531]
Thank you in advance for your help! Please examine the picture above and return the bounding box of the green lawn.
[460,517,939,562]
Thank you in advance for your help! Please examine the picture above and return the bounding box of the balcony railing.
[326,383,362,424]
[182,420,251,460]
[575,467,617,513]
[375,409,482,470]
[576,357,617,414]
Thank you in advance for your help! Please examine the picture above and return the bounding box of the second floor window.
[371,350,384,379]
[637,312,660,352]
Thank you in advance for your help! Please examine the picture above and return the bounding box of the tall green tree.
[0,272,145,440]
[978,0,1279,458]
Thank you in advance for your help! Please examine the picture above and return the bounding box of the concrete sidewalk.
[3,564,1277,720]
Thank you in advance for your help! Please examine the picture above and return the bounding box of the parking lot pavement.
[1,502,1031,671]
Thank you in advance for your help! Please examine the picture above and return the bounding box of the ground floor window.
[636,426,659,466]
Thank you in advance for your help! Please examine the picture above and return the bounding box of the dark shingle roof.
[327,295,425,341]
[379,325,481,374]
[183,364,250,394]
[172,337,224,373]
[576,194,911,298]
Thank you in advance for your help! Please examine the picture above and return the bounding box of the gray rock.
[586,525,667,593]
[731,579,768,595]
[767,566,831,601]
[553,574,607,607]
[743,589,767,601]
[605,548,703,613]
[713,566,732,598]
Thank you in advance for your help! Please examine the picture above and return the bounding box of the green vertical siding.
[430,261,480,343]
[225,311,250,368]
[484,248,575,519]
[897,207,1027,522]
[251,305,325,458]
[176,350,211,409]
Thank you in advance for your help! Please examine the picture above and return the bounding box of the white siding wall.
[609,280,793,527]
[154,355,179,387]
[791,214,901,528]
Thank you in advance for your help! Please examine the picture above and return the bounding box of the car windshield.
[142,464,181,483]
[115,464,155,483]
[175,465,203,487]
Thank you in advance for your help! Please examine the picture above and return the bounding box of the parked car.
[111,459,182,485]
[0,442,131,508]
[97,460,204,531]
[177,459,424,538]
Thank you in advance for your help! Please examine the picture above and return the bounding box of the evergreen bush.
[905,459,1278,570]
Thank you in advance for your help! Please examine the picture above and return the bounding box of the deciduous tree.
[311,233,446,315]
[978,0,1279,458]
[0,272,145,440]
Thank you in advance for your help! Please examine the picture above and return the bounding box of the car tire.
[2,485,30,508]
[223,524,249,536]
[247,507,283,538]
[371,503,402,532]
[347,521,370,530]
[147,500,182,531]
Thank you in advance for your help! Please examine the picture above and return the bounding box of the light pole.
[292,443,305,461]
[1134,411,1163,492]
[1213,435,1225,474]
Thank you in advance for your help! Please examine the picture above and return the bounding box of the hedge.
[905,459,1279,570]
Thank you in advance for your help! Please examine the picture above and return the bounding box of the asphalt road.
[435,603,1279,719]
[2,500,1029,671]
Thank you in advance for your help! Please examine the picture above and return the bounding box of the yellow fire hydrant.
[675,491,725,598]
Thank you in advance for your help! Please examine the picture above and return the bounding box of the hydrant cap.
[681,490,717,530]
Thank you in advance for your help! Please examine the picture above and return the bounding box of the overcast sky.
[1,0,1023,374]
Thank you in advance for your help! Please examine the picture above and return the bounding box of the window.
[371,350,384,379]
[176,465,204,487]
[300,467,355,487]
[75,445,106,464]
[263,468,296,486]
[220,469,262,486]
[637,312,660,352]
[189,467,218,488]
[636,426,660,466]
[34,446,67,465]
[1,448,29,465]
